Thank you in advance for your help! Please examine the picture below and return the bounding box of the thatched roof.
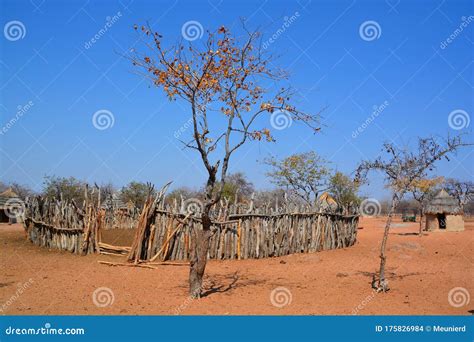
[0,188,20,208]
[0,188,19,198]
[425,189,462,215]
[101,193,127,209]
[317,192,338,210]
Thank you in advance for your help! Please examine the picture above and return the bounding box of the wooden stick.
[99,251,126,257]
[150,213,191,262]
[98,261,157,269]
[237,219,241,260]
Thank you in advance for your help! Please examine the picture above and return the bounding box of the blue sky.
[0,0,473,198]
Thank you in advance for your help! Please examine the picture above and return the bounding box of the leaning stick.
[98,261,158,269]
[141,261,190,266]
[99,251,126,257]
[150,213,191,262]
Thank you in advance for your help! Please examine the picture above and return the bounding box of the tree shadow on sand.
[201,272,265,298]
[393,232,421,236]
[356,270,431,282]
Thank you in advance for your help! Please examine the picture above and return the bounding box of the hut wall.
[446,215,465,232]
[425,214,438,231]
[425,213,464,232]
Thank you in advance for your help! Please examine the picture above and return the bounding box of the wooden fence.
[23,193,359,260]
[138,209,358,261]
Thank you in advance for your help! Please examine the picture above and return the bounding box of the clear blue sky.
[1,0,473,199]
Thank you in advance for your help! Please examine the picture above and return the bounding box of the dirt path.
[1,217,472,315]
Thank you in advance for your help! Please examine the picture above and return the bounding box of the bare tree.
[130,23,320,297]
[444,178,474,211]
[356,135,468,292]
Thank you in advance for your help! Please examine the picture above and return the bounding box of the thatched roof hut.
[0,188,22,223]
[425,189,462,215]
[101,193,127,210]
[424,189,464,232]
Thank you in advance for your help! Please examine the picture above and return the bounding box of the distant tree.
[264,152,330,205]
[0,181,7,193]
[408,177,444,235]
[0,182,35,200]
[130,23,321,297]
[42,176,87,205]
[254,189,287,208]
[356,135,468,292]
[10,183,35,200]
[120,181,152,209]
[219,172,254,203]
[328,171,360,211]
[166,186,203,205]
[444,178,474,211]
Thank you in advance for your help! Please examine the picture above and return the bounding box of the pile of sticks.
[127,182,171,263]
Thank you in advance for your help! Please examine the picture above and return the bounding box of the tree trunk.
[189,211,212,297]
[189,171,216,298]
[376,195,399,292]
[418,209,424,236]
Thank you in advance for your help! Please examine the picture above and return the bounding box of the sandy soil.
[1,217,472,315]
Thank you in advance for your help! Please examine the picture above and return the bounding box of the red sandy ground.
[0,217,472,315]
